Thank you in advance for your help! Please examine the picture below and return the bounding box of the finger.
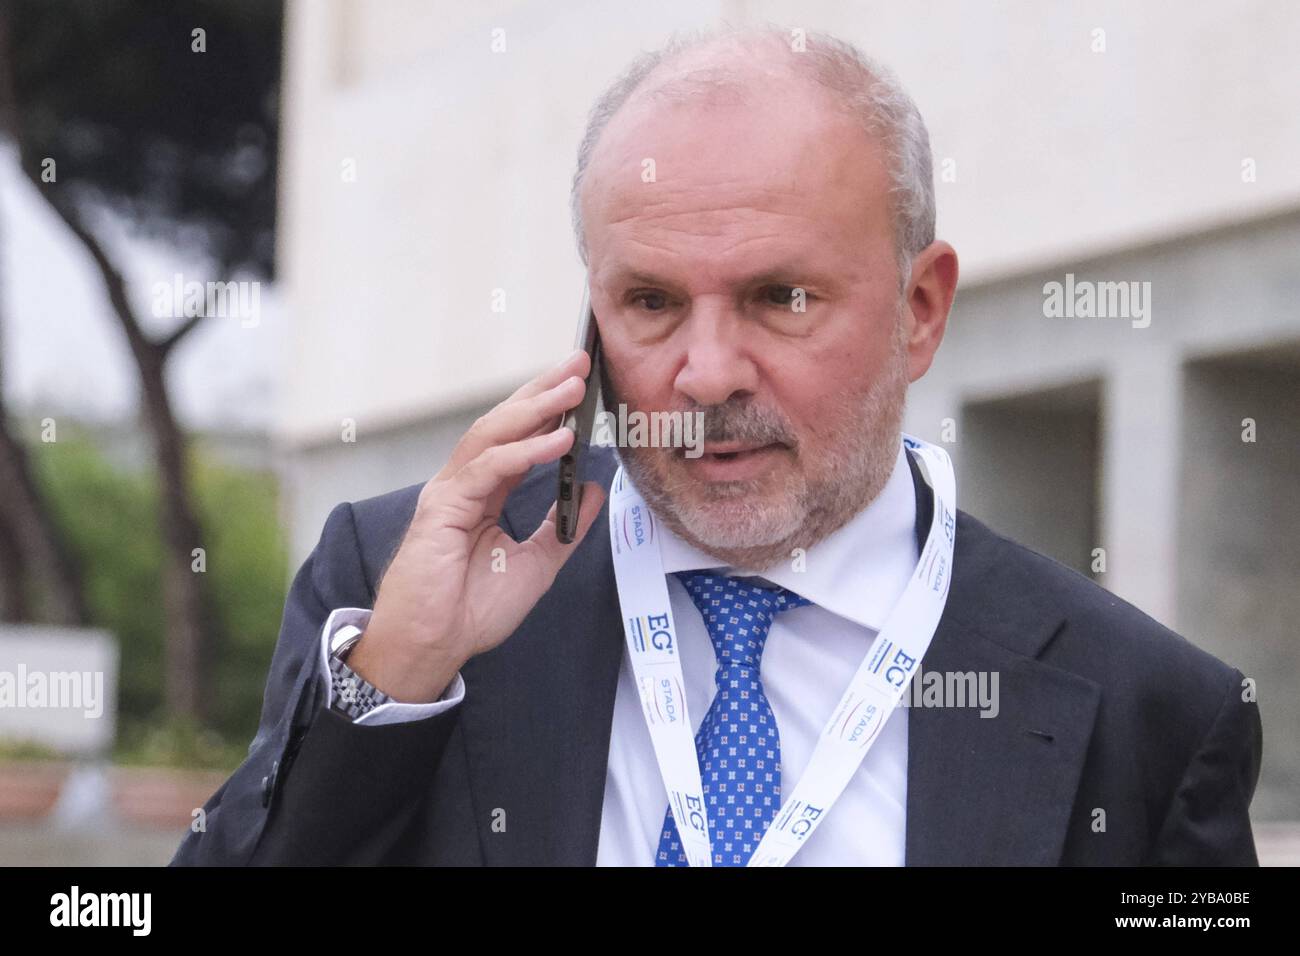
[517,480,608,573]
[432,427,576,530]
[486,411,609,523]
[439,374,586,479]
[482,436,561,521]
[503,347,591,406]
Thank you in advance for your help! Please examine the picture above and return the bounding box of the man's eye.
[630,291,669,312]
[763,285,806,308]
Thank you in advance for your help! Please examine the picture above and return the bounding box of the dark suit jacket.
[172,444,1263,865]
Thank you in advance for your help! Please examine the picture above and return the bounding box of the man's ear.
[903,240,959,383]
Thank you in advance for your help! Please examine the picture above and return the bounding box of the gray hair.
[569,24,937,290]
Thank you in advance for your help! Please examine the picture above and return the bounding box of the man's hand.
[346,348,606,704]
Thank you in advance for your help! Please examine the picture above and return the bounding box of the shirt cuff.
[318,607,466,725]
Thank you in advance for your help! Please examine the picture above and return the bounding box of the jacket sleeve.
[169,501,462,865]
[1145,667,1263,865]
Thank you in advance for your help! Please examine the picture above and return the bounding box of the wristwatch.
[328,624,392,721]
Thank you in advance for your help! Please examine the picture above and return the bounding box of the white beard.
[609,315,911,570]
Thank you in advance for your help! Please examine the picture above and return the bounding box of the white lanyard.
[608,434,956,867]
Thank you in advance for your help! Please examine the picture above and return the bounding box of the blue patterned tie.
[655,571,812,866]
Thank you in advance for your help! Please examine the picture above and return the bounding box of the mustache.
[689,400,796,448]
[598,362,796,449]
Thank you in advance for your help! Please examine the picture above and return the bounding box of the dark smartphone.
[556,282,601,543]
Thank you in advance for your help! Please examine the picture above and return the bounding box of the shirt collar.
[651,439,919,631]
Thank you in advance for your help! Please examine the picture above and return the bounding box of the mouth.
[681,441,788,480]
[701,440,779,459]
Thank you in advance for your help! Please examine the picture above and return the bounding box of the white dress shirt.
[319,441,919,865]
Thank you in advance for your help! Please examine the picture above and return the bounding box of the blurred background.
[0,0,1296,864]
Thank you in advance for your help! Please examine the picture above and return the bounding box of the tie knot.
[673,571,812,671]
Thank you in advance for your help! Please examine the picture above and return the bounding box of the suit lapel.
[902,451,1102,864]
[459,448,623,865]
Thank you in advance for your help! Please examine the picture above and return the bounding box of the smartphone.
[555,282,601,543]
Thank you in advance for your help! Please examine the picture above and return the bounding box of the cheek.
[766,365,835,436]
[773,351,872,442]
[810,319,896,393]
[602,344,676,411]
[603,351,660,411]
[790,392,846,446]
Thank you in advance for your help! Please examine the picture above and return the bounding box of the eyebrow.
[608,269,672,288]
[605,263,835,290]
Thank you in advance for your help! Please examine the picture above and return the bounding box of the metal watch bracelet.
[328,635,392,721]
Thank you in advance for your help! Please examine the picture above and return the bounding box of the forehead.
[581,74,894,286]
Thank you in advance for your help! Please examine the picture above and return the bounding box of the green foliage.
[114,714,248,772]
[193,435,288,746]
[0,739,63,762]
[31,425,286,767]
[36,428,165,724]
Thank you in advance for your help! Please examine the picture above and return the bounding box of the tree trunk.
[0,415,89,625]
[0,515,27,621]
[137,343,214,720]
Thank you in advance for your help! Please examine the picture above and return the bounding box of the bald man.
[174,25,1261,867]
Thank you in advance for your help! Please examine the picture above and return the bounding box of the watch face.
[331,624,364,656]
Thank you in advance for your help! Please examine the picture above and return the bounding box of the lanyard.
[608,434,956,866]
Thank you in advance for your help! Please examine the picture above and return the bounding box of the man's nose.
[671,301,760,407]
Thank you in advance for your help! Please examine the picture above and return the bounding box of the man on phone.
[173,24,1261,867]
